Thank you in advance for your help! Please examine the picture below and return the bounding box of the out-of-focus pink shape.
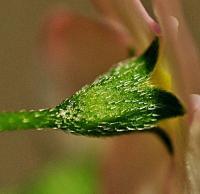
[39,10,131,96]
[92,0,160,52]
[132,0,161,35]
[191,94,200,112]
[187,95,200,193]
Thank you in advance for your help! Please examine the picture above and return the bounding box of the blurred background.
[0,0,199,193]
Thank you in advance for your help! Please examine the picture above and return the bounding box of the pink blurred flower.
[39,0,200,193]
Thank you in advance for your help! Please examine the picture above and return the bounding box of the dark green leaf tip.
[135,37,159,75]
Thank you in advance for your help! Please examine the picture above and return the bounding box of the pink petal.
[92,0,160,52]
[152,1,200,192]
[191,94,200,112]
[153,0,200,107]
[187,95,200,193]
[39,10,131,96]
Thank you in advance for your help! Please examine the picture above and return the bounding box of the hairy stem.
[0,109,54,131]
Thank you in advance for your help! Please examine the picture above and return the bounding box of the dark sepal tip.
[144,127,174,155]
[137,37,159,74]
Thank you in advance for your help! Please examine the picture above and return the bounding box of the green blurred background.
[0,0,199,193]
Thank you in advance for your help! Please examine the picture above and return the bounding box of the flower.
[40,0,200,193]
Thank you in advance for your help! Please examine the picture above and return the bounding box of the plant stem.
[0,109,54,131]
[0,110,174,154]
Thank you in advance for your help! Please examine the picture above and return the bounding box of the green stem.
[0,109,54,131]
[0,109,174,155]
